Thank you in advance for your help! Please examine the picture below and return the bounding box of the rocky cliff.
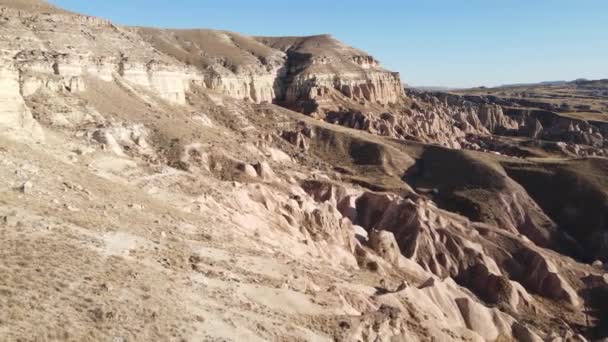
[136,28,288,103]
[0,0,404,119]
[0,4,198,107]
[257,35,404,113]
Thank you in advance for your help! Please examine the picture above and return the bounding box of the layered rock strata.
[257,35,404,113]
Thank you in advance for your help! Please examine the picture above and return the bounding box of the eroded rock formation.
[1,1,606,341]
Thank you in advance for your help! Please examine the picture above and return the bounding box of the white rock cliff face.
[258,35,404,112]
[285,70,403,106]
[0,62,42,138]
[0,5,405,120]
[135,28,292,104]
[0,7,200,105]
[202,67,286,103]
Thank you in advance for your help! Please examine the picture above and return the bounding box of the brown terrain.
[1,1,607,341]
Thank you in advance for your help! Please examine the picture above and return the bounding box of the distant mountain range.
[406,85,457,91]
[409,78,608,92]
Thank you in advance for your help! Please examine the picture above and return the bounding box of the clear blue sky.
[49,0,608,88]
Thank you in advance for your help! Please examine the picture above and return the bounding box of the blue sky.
[49,0,608,88]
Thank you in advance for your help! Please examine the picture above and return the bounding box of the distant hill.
[498,80,570,88]
[409,85,456,91]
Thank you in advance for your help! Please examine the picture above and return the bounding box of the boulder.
[237,163,258,178]
[19,181,33,194]
[368,229,401,264]
[253,161,276,181]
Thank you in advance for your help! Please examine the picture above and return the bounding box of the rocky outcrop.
[284,70,403,106]
[518,249,580,306]
[297,182,583,340]
[326,108,470,149]
[1,6,200,105]
[258,35,404,114]
[400,90,608,157]
[0,63,42,139]
[502,107,606,148]
[253,161,276,181]
[323,90,529,151]
[368,229,401,264]
[91,123,153,157]
[477,104,518,132]
[136,28,289,104]
[281,121,314,152]
[523,117,544,138]
[1,4,404,114]
[321,187,581,311]
[407,90,518,134]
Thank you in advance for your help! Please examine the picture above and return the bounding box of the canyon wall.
[135,28,290,104]
[1,4,404,115]
[0,6,201,105]
[258,35,404,113]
